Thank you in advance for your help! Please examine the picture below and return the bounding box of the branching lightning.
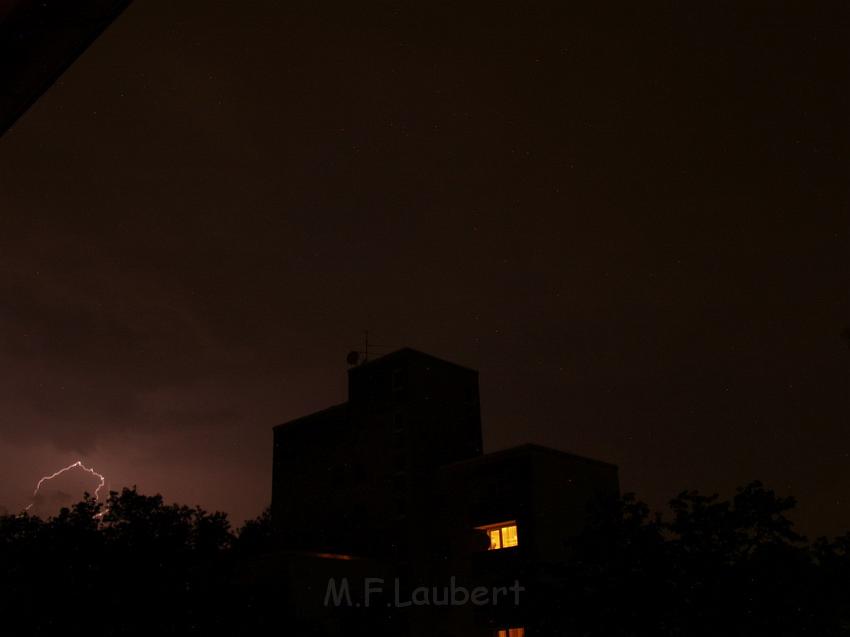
[25,460,107,512]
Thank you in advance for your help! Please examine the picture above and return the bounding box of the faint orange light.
[312,552,355,561]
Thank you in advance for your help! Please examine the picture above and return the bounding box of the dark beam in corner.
[0,0,132,137]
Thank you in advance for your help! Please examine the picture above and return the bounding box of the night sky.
[0,1,847,536]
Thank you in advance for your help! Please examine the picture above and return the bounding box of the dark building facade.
[270,348,619,636]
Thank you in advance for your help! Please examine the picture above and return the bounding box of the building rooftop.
[273,402,347,431]
[348,347,478,374]
[441,442,618,471]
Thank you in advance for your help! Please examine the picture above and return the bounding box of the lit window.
[496,628,525,637]
[502,524,518,548]
[488,528,501,550]
[476,521,519,551]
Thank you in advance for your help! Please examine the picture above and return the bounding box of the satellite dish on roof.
[346,351,361,366]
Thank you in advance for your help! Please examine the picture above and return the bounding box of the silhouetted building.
[269,348,619,636]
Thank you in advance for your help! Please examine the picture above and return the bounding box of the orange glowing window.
[476,521,519,550]
[496,628,525,637]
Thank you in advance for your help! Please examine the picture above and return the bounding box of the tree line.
[1,482,848,635]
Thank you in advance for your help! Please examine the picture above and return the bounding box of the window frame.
[475,520,519,551]
[495,628,525,637]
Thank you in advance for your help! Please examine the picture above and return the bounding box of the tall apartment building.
[269,348,619,636]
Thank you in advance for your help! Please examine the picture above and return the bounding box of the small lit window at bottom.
[496,628,525,637]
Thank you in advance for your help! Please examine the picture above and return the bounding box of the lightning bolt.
[25,460,107,513]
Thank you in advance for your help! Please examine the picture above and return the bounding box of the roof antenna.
[346,330,370,366]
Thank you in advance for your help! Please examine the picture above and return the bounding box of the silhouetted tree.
[0,488,234,636]
[234,506,274,556]
[544,493,674,636]
[545,482,850,637]
[662,482,815,636]
[2,483,848,636]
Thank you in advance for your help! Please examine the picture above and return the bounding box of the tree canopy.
[1,482,847,636]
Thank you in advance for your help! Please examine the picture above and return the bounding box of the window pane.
[501,524,518,548]
[488,528,501,550]
[508,629,525,637]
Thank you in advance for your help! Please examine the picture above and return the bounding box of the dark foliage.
[549,481,850,636]
[1,483,848,635]
[0,487,237,635]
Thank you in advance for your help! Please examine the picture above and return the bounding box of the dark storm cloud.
[0,241,243,450]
